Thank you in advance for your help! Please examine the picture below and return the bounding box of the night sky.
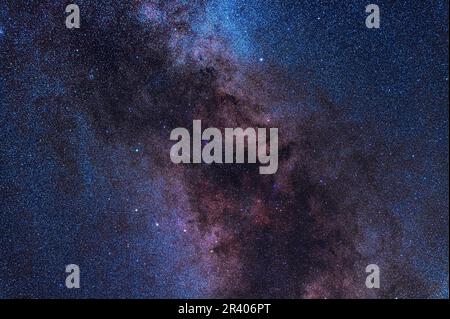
[0,0,448,298]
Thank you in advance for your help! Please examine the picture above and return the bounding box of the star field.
[0,0,448,298]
